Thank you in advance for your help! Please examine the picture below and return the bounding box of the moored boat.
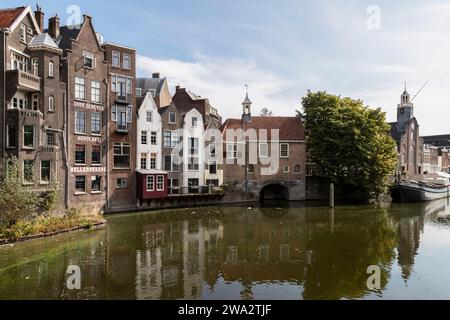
[390,173,450,203]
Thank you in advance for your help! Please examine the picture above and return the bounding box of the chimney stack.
[34,5,44,33]
[48,14,60,38]
[152,72,160,79]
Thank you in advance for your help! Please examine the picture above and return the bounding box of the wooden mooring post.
[329,183,335,208]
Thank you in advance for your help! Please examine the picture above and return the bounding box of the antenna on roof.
[411,80,429,103]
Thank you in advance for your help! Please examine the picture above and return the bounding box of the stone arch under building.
[259,184,289,201]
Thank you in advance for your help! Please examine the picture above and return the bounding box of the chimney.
[48,14,60,38]
[152,72,160,79]
[34,5,44,33]
[175,85,185,93]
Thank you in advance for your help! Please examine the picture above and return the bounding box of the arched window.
[409,146,415,166]
[294,164,301,174]
[48,96,54,112]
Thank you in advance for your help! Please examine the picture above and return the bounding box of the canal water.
[1,200,450,300]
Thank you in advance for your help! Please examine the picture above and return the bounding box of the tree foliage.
[0,156,40,226]
[300,91,397,199]
[260,107,273,117]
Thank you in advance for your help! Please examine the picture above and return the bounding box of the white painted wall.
[136,91,162,170]
[182,109,204,187]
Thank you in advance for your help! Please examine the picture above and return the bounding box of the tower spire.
[242,84,252,123]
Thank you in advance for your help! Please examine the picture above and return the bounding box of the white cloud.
[137,54,298,119]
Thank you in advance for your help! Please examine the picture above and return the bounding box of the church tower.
[242,85,252,123]
[397,84,414,132]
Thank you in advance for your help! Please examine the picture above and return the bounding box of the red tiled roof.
[0,7,26,29]
[221,116,305,141]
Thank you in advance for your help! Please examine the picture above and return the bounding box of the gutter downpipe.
[62,57,70,209]
[105,76,110,211]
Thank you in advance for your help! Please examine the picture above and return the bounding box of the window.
[146,111,152,122]
[156,175,164,191]
[48,96,54,112]
[189,138,199,155]
[113,143,130,168]
[112,105,132,131]
[11,51,28,71]
[248,164,255,174]
[91,176,101,192]
[188,157,199,171]
[48,61,54,77]
[75,145,86,165]
[91,112,101,135]
[23,125,34,148]
[83,51,95,69]
[147,175,155,192]
[123,53,131,69]
[41,160,51,182]
[259,143,269,158]
[209,161,217,174]
[111,75,117,92]
[227,143,237,159]
[47,131,55,146]
[32,94,39,111]
[112,51,120,67]
[12,97,18,108]
[280,143,289,158]
[192,117,198,127]
[23,160,34,182]
[151,131,157,145]
[19,99,24,110]
[171,131,179,147]
[75,176,86,194]
[169,112,176,124]
[150,153,157,169]
[136,88,142,97]
[164,131,172,148]
[188,179,199,193]
[92,145,101,165]
[165,155,180,172]
[284,166,290,173]
[75,76,85,100]
[294,164,301,174]
[117,178,128,189]
[210,143,216,157]
[126,78,132,96]
[91,81,101,103]
[169,179,179,194]
[6,125,16,148]
[75,110,86,134]
[20,24,26,42]
[141,131,148,144]
[140,153,147,170]
[31,58,38,76]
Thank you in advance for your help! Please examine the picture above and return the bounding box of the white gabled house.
[136,90,168,201]
[182,108,205,192]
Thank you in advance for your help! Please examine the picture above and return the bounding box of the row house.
[0,6,66,206]
[0,6,138,213]
[103,42,137,211]
[136,73,172,108]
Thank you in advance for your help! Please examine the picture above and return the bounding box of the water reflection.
[1,200,450,300]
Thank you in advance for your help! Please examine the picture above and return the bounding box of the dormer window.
[83,51,95,69]
[20,24,26,42]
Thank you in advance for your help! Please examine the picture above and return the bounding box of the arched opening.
[260,184,289,201]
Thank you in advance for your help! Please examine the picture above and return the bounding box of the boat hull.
[390,183,450,203]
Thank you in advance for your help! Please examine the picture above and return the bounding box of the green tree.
[0,156,40,226]
[299,91,397,200]
[260,107,273,117]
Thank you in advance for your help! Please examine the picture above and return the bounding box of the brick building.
[103,42,137,211]
[221,92,307,201]
[136,73,172,108]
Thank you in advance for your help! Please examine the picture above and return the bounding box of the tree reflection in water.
[0,199,449,300]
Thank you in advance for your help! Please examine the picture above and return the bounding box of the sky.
[3,0,450,135]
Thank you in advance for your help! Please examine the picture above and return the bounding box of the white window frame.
[23,125,35,149]
[40,160,51,183]
[169,112,176,124]
[227,143,237,159]
[150,153,157,170]
[91,112,101,135]
[91,80,101,103]
[151,131,157,145]
[48,96,54,112]
[48,61,54,77]
[141,131,148,145]
[20,24,26,42]
[123,53,131,70]
[284,166,290,173]
[146,175,155,192]
[156,175,164,191]
[280,143,289,158]
[75,110,86,134]
[146,111,152,122]
[112,51,120,67]
[140,153,147,170]
[83,51,96,69]
[259,143,269,158]
[75,76,86,101]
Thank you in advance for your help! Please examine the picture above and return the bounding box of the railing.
[116,93,132,103]
[6,70,41,92]
[169,186,214,195]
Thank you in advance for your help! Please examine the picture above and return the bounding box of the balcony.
[116,122,131,133]
[6,70,41,92]
[116,93,132,104]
